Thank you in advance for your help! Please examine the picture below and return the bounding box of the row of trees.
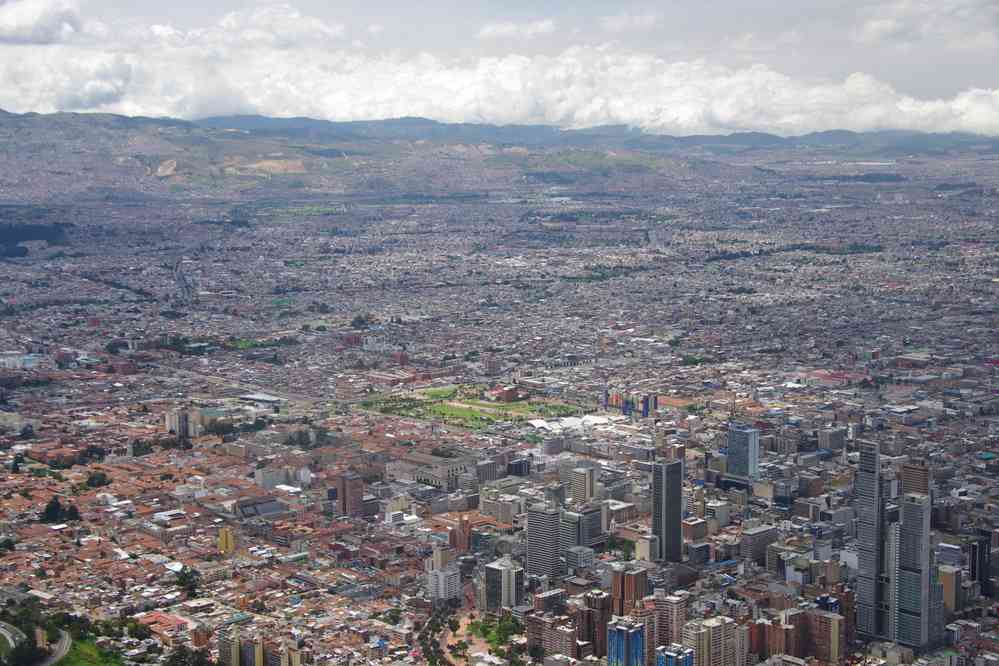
[40,496,80,523]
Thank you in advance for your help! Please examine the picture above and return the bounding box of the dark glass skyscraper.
[966,528,993,598]
[856,440,888,639]
[653,459,683,562]
[727,422,759,480]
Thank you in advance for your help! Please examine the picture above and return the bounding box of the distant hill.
[1,107,998,209]
[193,114,999,154]
[1,107,997,154]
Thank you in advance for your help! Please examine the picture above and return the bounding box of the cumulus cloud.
[212,4,344,49]
[477,19,555,40]
[599,13,660,33]
[1,3,999,135]
[0,0,81,44]
[853,0,999,50]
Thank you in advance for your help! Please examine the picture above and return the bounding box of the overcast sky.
[2,0,998,135]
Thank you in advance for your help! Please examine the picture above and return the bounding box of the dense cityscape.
[0,107,997,666]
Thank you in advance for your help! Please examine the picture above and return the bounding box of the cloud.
[55,56,132,110]
[0,0,81,44]
[1,4,999,135]
[211,4,344,49]
[477,19,555,40]
[853,0,999,50]
[598,13,660,33]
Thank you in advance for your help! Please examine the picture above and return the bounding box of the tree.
[86,471,110,487]
[176,566,201,597]
[41,496,63,523]
[350,313,372,330]
[448,618,460,633]
[165,644,215,666]
[66,505,81,522]
[126,620,152,640]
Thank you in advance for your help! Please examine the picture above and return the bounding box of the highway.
[39,630,71,666]
[0,620,26,653]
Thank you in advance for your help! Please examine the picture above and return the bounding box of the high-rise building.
[654,589,688,647]
[740,525,778,566]
[727,423,760,480]
[901,458,932,496]
[612,564,649,616]
[218,526,237,555]
[546,483,567,507]
[683,616,735,666]
[965,528,993,598]
[856,440,888,640]
[570,467,597,503]
[427,567,461,604]
[582,589,613,658]
[653,460,683,562]
[217,623,242,666]
[336,471,364,516]
[428,545,453,572]
[608,617,646,666]
[482,556,524,613]
[634,601,658,666]
[657,644,695,666]
[165,408,194,439]
[806,610,844,665]
[894,492,937,649]
[817,427,846,451]
[733,623,749,666]
[527,504,562,578]
[938,565,962,614]
[561,505,605,550]
[566,545,596,572]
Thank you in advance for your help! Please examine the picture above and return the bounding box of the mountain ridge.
[3,108,998,153]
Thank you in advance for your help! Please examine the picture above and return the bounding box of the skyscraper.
[608,617,646,666]
[654,589,688,647]
[682,616,735,666]
[633,600,658,666]
[527,503,562,578]
[901,458,932,496]
[856,440,888,640]
[561,504,605,550]
[965,528,993,598]
[336,471,364,516]
[482,556,524,612]
[570,467,596,503]
[583,589,613,658]
[653,460,683,562]
[726,423,759,480]
[657,644,695,666]
[427,567,461,604]
[612,564,649,616]
[894,492,936,649]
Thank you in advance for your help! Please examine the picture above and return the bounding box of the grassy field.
[57,640,123,666]
[362,385,582,429]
